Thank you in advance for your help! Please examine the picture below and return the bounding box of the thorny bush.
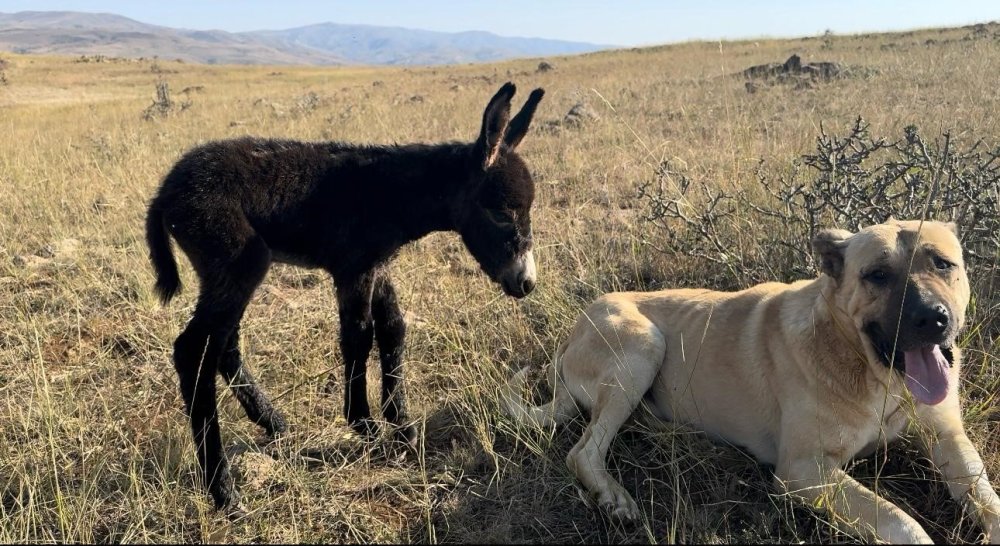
[638,117,1000,290]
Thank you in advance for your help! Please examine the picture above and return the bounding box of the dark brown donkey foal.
[145,83,544,508]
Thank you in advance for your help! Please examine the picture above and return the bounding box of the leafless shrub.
[295,91,323,112]
[821,29,835,50]
[142,81,191,120]
[142,81,172,119]
[638,117,1000,288]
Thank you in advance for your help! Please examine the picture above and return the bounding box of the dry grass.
[1,22,999,543]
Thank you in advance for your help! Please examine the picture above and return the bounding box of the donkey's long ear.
[475,82,516,171]
[504,88,544,150]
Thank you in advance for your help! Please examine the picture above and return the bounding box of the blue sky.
[3,0,999,46]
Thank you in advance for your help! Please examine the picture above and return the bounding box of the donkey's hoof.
[207,460,239,511]
[224,501,249,521]
[210,479,239,513]
[349,417,381,439]
[263,411,289,438]
[391,423,419,450]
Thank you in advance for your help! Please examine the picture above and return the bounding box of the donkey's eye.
[864,269,889,285]
[486,209,515,226]
[933,256,955,270]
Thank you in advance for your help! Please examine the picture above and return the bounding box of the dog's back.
[570,282,817,463]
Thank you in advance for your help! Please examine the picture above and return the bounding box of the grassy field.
[2,22,999,543]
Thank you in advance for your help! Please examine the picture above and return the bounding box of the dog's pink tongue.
[903,345,950,405]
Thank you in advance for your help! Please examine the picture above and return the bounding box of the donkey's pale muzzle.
[499,250,536,298]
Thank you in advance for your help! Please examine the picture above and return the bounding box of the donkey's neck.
[349,142,472,241]
[309,142,477,280]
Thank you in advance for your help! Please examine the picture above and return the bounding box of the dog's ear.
[812,228,853,281]
[941,221,959,238]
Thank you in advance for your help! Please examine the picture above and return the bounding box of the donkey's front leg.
[372,273,416,447]
[333,272,378,437]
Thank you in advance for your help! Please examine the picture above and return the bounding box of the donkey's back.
[149,136,478,283]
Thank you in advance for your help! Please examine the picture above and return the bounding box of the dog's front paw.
[598,483,639,521]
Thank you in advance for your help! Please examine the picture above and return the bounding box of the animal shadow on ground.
[144,373,980,543]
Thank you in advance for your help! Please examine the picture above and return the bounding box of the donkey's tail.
[145,203,181,304]
[502,340,578,429]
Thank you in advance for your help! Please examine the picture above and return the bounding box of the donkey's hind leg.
[174,318,230,508]
[173,233,271,508]
[218,327,288,437]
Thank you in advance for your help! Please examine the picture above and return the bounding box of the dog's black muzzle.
[862,321,956,372]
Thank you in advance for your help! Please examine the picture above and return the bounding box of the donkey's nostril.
[521,277,536,295]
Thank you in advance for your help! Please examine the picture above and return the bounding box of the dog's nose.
[913,303,949,336]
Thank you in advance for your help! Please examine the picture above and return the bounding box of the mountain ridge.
[0,10,613,65]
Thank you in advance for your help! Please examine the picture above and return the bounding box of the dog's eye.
[864,269,889,284]
[933,256,955,270]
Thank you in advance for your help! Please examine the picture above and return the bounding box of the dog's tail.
[145,202,181,304]
[502,340,578,429]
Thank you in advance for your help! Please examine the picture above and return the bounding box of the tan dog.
[506,220,1000,544]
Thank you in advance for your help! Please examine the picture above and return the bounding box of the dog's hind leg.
[564,310,666,521]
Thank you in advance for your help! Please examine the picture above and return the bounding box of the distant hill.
[249,22,611,65]
[0,11,612,65]
[0,11,348,65]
